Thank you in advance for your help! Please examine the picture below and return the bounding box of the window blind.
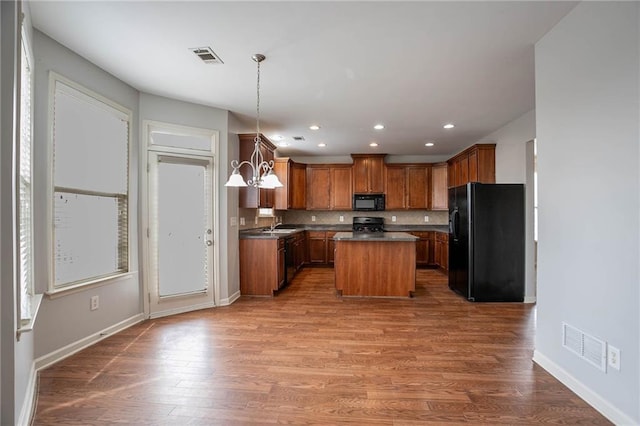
[52,77,130,289]
[19,39,33,321]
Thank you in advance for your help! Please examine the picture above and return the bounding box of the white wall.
[484,109,536,184]
[534,2,639,424]
[32,30,142,358]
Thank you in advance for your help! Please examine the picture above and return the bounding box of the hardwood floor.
[33,268,610,425]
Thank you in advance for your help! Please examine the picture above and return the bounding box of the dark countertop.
[239,224,448,239]
[333,231,418,242]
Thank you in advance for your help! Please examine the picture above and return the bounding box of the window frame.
[47,72,133,295]
[17,21,39,332]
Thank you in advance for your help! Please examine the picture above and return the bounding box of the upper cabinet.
[274,158,306,210]
[352,154,385,193]
[384,164,431,210]
[447,144,496,188]
[238,134,276,208]
[306,165,353,210]
[430,162,448,210]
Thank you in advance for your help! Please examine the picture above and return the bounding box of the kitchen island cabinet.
[333,232,417,297]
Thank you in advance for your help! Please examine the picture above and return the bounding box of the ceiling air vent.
[292,136,305,141]
[190,47,224,64]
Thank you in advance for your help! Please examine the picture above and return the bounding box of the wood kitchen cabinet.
[327,231,337,264]
[410,231,433,267]
[293,232,306,271]
[352,154,385,194]
[238,133,276,208]
[274,158,306,210]
[306,167,331,210]
[434,232,449,272]
[240,237,284,296]
[384,164,431,210]
[305,230,338,265]
[331,166,353,210]
[307,231,328,264]
[430,162,448,210]
[447,144,495,188]
[306,165,352,210]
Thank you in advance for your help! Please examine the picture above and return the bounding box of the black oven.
[353,193,385,211]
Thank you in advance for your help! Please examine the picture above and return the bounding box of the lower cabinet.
[327,231,337,264]
[434,232,449,272]
[293,232,306,272]
[410,231,433,267]
[307,231,328,264]
[306,231,336,265]
[240,238,285,296]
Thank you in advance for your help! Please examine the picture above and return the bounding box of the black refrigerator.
[448,183,525,302]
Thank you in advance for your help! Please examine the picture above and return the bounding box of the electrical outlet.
[230,217,237,227]
[311,215,316,222]
[240,217,245,226]
[90,295,99,311]
[608,345,621,371]
[424,215,429,222]
[392,215,397,222]
[254,217,258,225]
[339,215,344,222]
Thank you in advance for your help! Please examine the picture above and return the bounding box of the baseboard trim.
[149,301,215,319]
[533,350,636,425]
[524,296,537,304]
[17,363,37,426]
[220,290,241,306]
[34,313,145,371]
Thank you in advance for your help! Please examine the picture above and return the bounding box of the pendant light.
[225,54,282,189]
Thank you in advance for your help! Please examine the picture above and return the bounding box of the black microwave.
[353,193,385,211]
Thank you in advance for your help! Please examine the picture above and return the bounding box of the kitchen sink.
[261,229,298,234]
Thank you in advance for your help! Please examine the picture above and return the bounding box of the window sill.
[46,271,136,299]
[18,293,43,335]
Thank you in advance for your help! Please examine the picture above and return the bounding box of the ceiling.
[29,1,576,158]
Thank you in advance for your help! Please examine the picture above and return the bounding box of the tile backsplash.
[284,210,448,225]
[237,208,448,230]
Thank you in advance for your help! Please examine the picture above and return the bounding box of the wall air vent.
[292,136,305,141]
[562,322,606,371]
[190,47,224,64]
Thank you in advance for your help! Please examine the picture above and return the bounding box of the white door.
[147,152,215,318]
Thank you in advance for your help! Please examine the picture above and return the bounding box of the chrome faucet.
[270,218,281,232]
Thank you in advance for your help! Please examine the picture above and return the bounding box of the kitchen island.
[333,232,418,297]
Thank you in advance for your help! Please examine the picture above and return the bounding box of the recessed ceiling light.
[425,142,435,147]
[318,143,326,147]
[374,124,385,130]
[309,125,321,130]
[443,123,455,129]
[369,142,378,147]
[271,135,284,141]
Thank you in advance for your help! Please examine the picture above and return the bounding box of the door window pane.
[157,160,208,297]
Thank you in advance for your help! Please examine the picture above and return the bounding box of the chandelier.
[225,54,282,189]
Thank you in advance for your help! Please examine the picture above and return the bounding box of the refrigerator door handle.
[450,208,459,241]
